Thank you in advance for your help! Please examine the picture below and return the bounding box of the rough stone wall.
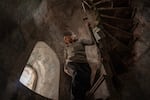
[133,0,150,99]
[0,0,41,99]
[0,0,96,100]
[117,0,150,100]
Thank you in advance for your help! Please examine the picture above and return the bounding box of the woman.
[64,31,94,100]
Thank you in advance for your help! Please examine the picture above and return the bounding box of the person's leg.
[79,63,91,93]
[72,71,85,100]
[72,63,91,100]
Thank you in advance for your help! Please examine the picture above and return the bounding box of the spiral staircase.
[83,0,138,99]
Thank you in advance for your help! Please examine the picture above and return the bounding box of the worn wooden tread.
[102,23,133,44]
[98,7,129,10]
[94,0,112,6]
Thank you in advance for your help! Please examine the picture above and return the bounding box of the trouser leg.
[72,63,91,100]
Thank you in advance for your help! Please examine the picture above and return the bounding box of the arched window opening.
[20,64,37,90]
[20,41,60,100]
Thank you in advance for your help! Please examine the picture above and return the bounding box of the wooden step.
[93,0,102,3]
[100,15,133,31]
[98,7,133,18]
[113,0,130,7]
[102,29,130,50]
[102,23,133,44]
[94,0,113,8]
[101,28,131,57]
[93,0,111,6]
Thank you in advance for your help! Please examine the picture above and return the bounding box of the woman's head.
[64,31,73,44]
[64,31,78,44]
[64,35,73,44]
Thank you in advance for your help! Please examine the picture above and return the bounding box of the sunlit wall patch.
[20,41,60,100]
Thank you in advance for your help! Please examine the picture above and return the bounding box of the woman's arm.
[80,39,94,45]
[80,19,95,46]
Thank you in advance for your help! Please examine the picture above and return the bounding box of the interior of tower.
[0,0,150,100]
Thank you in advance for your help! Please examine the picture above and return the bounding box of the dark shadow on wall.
[0,10,18,42]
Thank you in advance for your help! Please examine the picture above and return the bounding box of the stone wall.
[117,0,150,100]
